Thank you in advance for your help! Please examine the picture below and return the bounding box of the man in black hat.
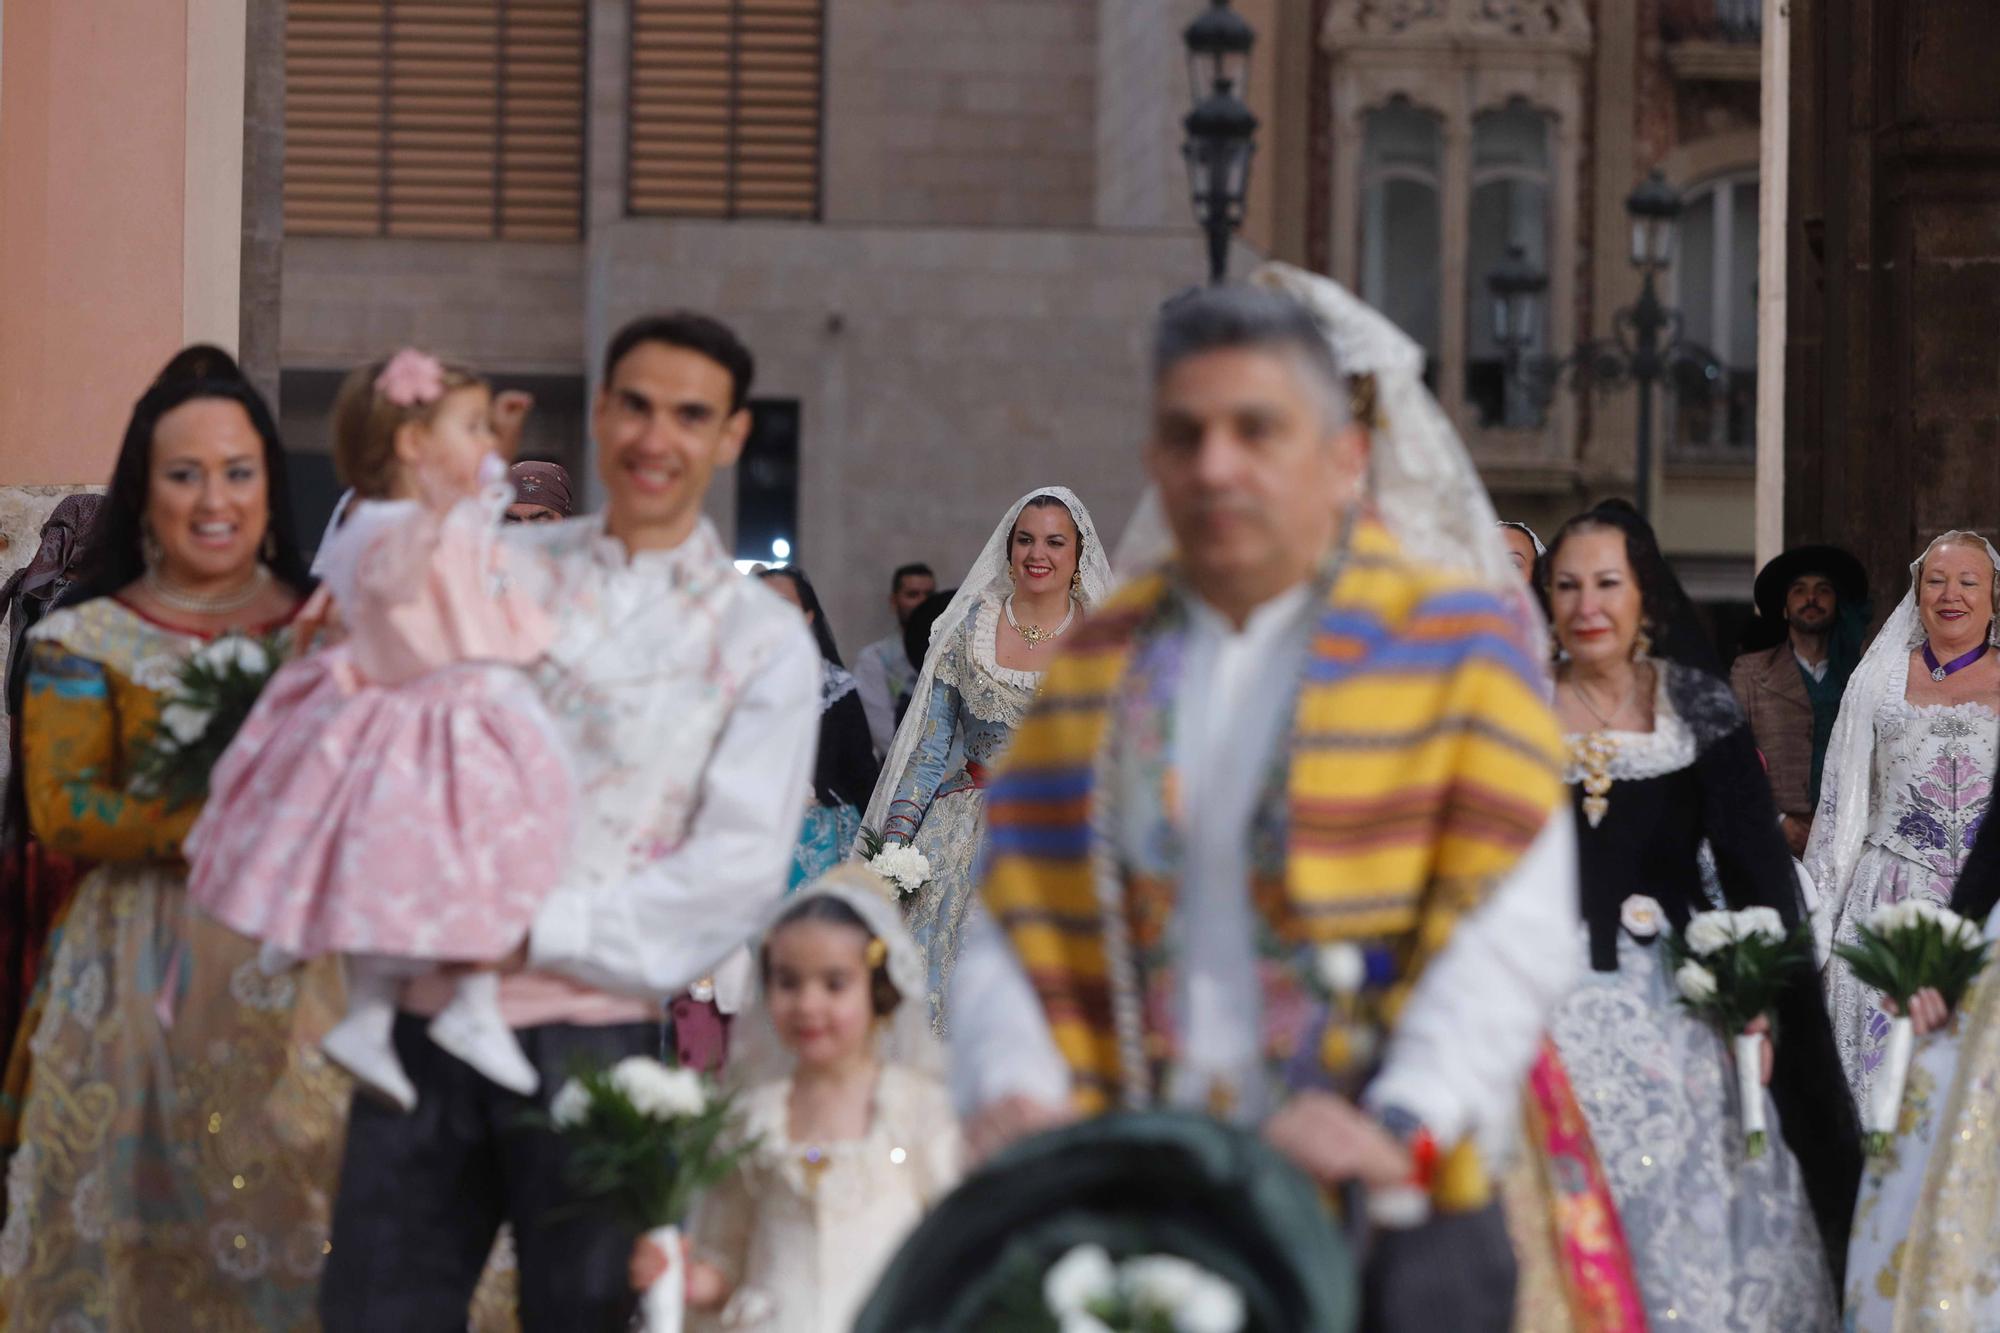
[1730,545,1869,855]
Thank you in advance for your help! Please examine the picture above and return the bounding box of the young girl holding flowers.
[631,864,961,1332]
[188,348,573,1110]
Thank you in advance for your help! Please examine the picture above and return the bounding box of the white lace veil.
[723,863,947,1092]
[1802,530,2000,952]
[1112,263,1542,651]
[859,486,1113,839]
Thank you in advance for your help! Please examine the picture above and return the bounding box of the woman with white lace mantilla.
[861,488,1112,1031]
[1543,501,1857,1331]
[1804,531,2000,1100]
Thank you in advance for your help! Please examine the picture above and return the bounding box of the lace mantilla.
[819,662,858,715]
[958,594,1042,728]
[1561,660,1699,784]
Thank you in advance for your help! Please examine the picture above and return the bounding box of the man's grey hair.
[1150,284,1350,428]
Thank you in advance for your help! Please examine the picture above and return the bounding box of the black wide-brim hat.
[853,1111,1358,1333]
[1753,545,1868,624]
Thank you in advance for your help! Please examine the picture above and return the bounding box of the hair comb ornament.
[375,348,448,408]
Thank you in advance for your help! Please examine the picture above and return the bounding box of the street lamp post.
[1182,0,1258,284]
[1489,171,1715,519]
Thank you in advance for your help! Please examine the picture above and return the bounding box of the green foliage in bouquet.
[1834,901,1990,1010]
[538,1058,755,1229]
[856,825,888,860]
[128,633,286,809]
[1660,908,1812,1034]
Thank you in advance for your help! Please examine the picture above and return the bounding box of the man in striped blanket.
[948,276,1581,1331]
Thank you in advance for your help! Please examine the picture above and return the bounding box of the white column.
[183,0,247,351]
[1754,0,1790,567]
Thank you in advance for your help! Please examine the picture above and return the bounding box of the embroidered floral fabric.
[1549,929,1839,1331]
[0,600,347,1333]
[1823,698,1999,1097]
[888,598,1045,1032]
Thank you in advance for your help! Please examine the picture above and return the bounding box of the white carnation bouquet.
[1662,906,1812,1158]
[129,632,284,809]
[857,826,933,899]
[1040,1243,1246,1333]
[1833,898,1991,1153]
[542,1056,753,1331]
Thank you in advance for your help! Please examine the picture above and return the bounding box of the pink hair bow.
[375,348,447,408]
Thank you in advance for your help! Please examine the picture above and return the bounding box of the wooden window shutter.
[286,1,390,237]
[629,0,824,220]
[285,0,585,240]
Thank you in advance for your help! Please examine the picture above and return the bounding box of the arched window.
[1669,171,1759,455]
[1360,99,1443,389]
[1465,99,1553,429]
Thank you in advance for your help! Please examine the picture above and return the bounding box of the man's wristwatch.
[1373,1105,1440,1190]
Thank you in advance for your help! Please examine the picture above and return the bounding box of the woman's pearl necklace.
[1004,593,1076,649]
[143,564,271,615]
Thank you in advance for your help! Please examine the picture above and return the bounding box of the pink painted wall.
[0,0,190,486]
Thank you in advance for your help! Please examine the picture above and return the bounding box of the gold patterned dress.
[0,597,349,1333]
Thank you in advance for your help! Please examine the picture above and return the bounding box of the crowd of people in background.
[0,264,1996,1333]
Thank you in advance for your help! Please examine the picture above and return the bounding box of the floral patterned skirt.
[1844,909,2000,1331]
[1550,927,1838,1332]
[1826,844,1958,1102]
[0,865,349,1332]
[903,785,986,1036]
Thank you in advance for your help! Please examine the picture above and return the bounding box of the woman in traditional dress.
[1836,542,2000,1331]
[1542,500,1858,1331]
[1805,532,2000,1100]
[759,566,879,888]
[862,488,1112,1030]
[0,367,349,1330]
[1839,811,2000,1329]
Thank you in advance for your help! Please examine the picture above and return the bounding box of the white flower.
[1618,895,1664,941]
[1951,914,1985,949]
[1123,1255,1246,1333]
[1122,1255,1208,1311]
[610,1057,707,1121]
[159,702,213,745]
[68,962,105,1031]
[69,1166,106,1243]
[1060,1316,1115,1333]
[197,635,270,676]
[210,1221,271,1280]
[868,844,933,896]
[1675,961,1718,1004]
[549,1078,592,1129]
[1736,907,1786,944]
[1174,1278,1249,1333]
[1315,942,1366,994]
[0,1145,37,1278]
[228,960,295,1013]
[1043,1244,1117,1317]
[1684,912,1733,957]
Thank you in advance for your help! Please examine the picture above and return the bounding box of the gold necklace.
[1564,669,1639,829]
[1004,594,1076,649]
[143,564,271,615]
[1570,732,1619,828]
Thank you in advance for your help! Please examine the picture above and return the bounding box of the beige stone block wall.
[281,238,587,376]
[586,219,1202,650]
[822,0,1099,228]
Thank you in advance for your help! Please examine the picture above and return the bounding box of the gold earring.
[864,937,887,968]
[261,528,277,563]
[1632,626,1654,661]
[1070,569,1082,595]
[141,524,163,569]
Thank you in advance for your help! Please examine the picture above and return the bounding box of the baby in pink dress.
[188,349,574,1110]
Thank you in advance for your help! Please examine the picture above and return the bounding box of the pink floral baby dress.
[188,493,574,962]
